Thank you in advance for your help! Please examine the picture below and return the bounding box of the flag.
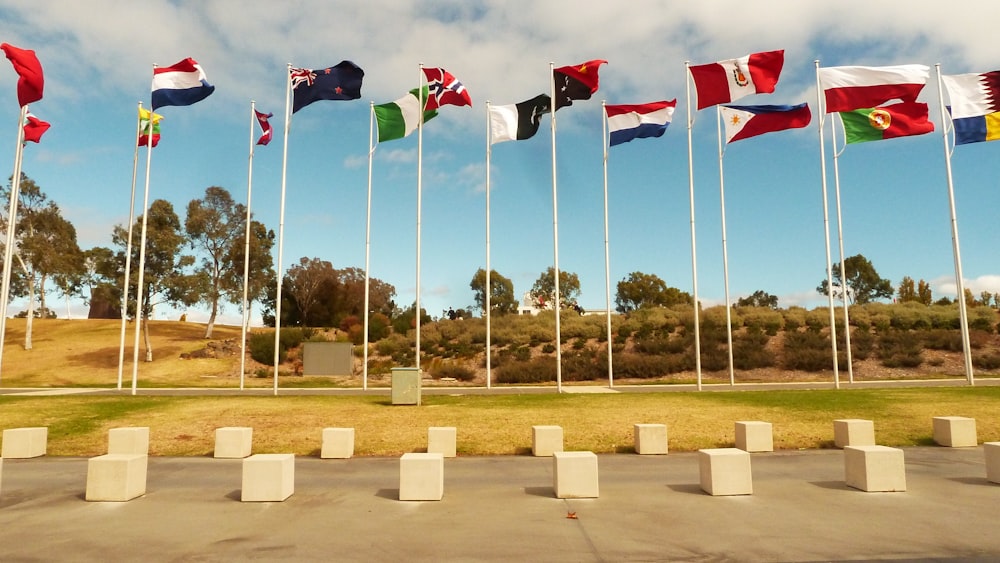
[255,110,274,146]
[137,107,162,147]
[720,103,811,143]
[1,43,44,107]
[839,101,934,144]
[374,87,438,142]
[291,61,364,113]
[941,70,1000,145]
[151,58,215,109]
[23,111,49,143]
[553,59,607,109]
[489,94,551,144]
[818,64,929,113]
[422,67,471,110]
[689,50,784,110]
[605,100,676,146]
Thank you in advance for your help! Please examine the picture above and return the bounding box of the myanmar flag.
[840,101,934,144]
[374,87,438,142]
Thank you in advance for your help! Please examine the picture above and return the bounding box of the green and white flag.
[374,86,438,142]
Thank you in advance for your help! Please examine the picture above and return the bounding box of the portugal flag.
[839,101,934,144]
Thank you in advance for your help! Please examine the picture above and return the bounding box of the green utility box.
[391,367,422,405]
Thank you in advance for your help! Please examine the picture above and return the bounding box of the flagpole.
[0,105,29,381]
[240,100,256,391]
[416,63,424,375]
[815,60,841,389]
[601,101,614,387]
[485,101,493,389]
[935,64,974,385]
[829,114,854,383]
[116,102,143,390]
[684,62,703,390]
[273,63,293,396]
[715,107,735,386]
[363,101,375,390]
[549,62,563,393]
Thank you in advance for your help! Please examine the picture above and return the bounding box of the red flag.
[255,110,274,146]
[23,112,50,143]
[421,67,472,110]
[1,43,44,107]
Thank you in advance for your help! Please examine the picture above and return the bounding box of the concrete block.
[735,421,773,452]
[699,448,753,496]
[833,419,875,448]
[2,427,47,458]
[427,427,457,458]
[844,445,906,492]
[320,428,354,459]
[933,416,977,447]
[985,442,1000,484]
[86,454,147,501]
[108,427,150,455]
[553,451,599,498]
[531,425,563,457]
[633,424,668,455]
[241,453,295,502]
[399,452,444,501]
[214,427,253,459]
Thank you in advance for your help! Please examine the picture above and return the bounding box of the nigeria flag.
[374,86,438,142]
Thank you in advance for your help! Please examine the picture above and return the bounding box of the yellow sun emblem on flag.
[868,109,892,130]
[729,114,743,126]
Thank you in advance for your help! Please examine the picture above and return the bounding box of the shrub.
[973,353,1000,371]
[369,313,391,342]
[541,343,556,354]
[562,351,604,381]
[782,331,834,371]
[922,329,963,352]
[609,353,689,379]
[877,330,923,368]
[431,362,476,381]
[782,307,806,332]
[848,328,875,360]
[249,331,284,364]
[495,357,557,384]
[732,327,775,369]
[741,307,784,335]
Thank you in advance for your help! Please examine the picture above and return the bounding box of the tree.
[897,276,918,304]
[530,267,581,309]
[615,271,692,313]
[223,218,276,330]
[282,257,337,327]
[816,254,893,305]
[735,290,779,309]
[470,268,518,315]
[81,246,120,319]
[917,279,933,305]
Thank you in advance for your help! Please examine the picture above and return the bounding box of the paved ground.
[1,446,998,562]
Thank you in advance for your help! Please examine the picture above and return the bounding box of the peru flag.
[689,50,784,110]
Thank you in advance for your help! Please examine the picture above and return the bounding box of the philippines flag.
[151,58,215,110]
[605,100,676,146]
[689,50,784,110]
[719,103,811,143]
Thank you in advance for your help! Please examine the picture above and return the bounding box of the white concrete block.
[633,424,668,455]
[933,416,977,448]
[321,428,354,459]
[833,419,875,448]
[531,425,563,457]
[844,445,906,492]
[2,427,47,458]
[985,442,1000,484]
[553,451,599,498]
[399,452,444,501]
[735,421,773,452]
[214,427,253,458]
[108,427,150,455]
[699,448,753,496]
[427,426,457,458]
[241,453,295,502]
[86,453,147,502]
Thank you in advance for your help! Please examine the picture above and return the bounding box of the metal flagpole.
[935,64,974,385]
[416,63,424,375]
[830,115,854,383]
[273,64,293,396]
[716,106,736,385]
[485,101,493,389]
[117,102,143,390]
[684,63,703,390]
[601,101,614,387]
[0,105,29,380]
[814,60,841,389]
[363,101,375,390]
[549,62,563,393]
[239,101,256,390]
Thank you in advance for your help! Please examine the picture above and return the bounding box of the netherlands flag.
[151,58,215,110]
[605,100,676,146]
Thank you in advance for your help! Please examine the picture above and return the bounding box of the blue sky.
[1,0,998,325]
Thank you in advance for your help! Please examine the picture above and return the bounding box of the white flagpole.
[830,115,854,383]
[273,63,293,396]
[715,107,735,386]
[416,63,424,374]
[549,62,563,393]
[935,64,975,385]
[684,63,703,390]
[240,100,256,390]
[116,102,143,390]
[601,101,614,387]
[0,105,29,380]
[363,101,375,390]
[485,101,493,389]
[814,60,841,389]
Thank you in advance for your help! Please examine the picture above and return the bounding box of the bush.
[431,361,476,381]
[877,330,923,368]
[248,331,284,364]
[609,353,690,379]
[732,327,775,370]
[495,357,557,384]
[973,353,1000,371]
[848,328,875,360]
[782,331,834,371]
